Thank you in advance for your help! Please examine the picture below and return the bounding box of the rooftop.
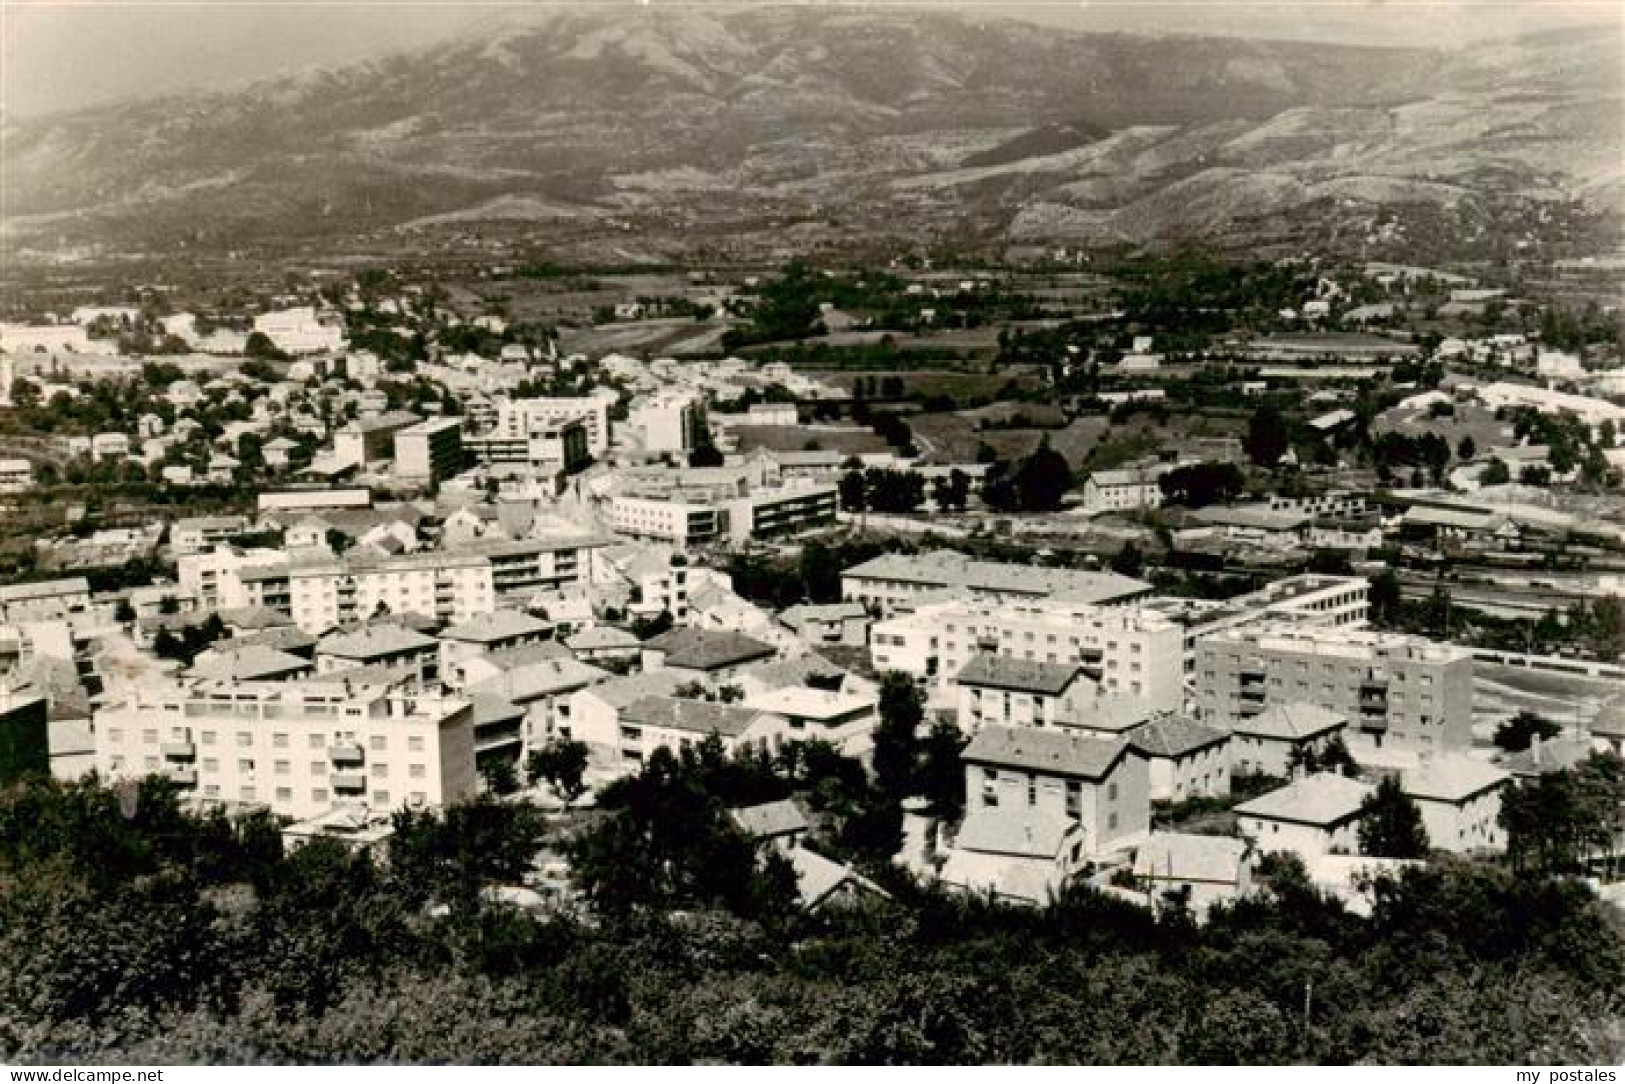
[1129,715,1230,758]
[190,645,312,682]
[1235,772,1374,827]
[468,656,607,703]
[744,686,873,721]
[316,624,439,660]
[643,627,777,671]
[955,654,1084,697]
[620,696,774,738]
[1234,702,1349,741]
[441,610,552,644]
[963,724,1134,780]
[731,798,810,840]
[843,549,1150,604]
[1133,832,1250,883]
[1402,756,1510,802]
[953,806,1077,858]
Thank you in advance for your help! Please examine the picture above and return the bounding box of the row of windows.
[116,727,429,752]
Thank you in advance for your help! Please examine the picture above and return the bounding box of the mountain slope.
[2,6,1618,259]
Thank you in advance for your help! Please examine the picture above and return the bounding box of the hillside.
[1,6,1619,261]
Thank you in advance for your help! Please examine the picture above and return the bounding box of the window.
[311,761,326,775]
[273,733,289,748]
[408,736,425,752]
[409,764,426,779]
[1027,775,1037,807]
[312,788,328,803]
[371,763,388,779]
[238,758,254,772]
[107,727,124,742]
[237,732,253,747]
[370,735,387,751]
[201,730,217,746]
[1108,812,1118,831]
[1107,782,1118,802]
[203,758,219,771]
[309,734,325,749]
[274,760,291,775]
[1065,780,1081,819]
[241,786,257,801]
[372,791,390,806]
[275,787,292,801]
[141,728,158,744]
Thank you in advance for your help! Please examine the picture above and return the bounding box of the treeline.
[0,768,1620,1064]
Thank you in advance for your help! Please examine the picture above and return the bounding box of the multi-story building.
[94,678,477,820]
[334,411,421,468]
[495,397,610,456]
[1142,573,1370,676]
[629,388,708,455]
[959,725,1151,856]
[608,494,727,547]
[870,596,1185,710]
[1194,623,1474,752]
[464,416,590,477]
[394,418,464,482]
[843,550,1152,619]
[1078,466,1165,515]
[242,552,496,633]
[0,578,92,623]
[952,656,1094,732]
[170,515,251,557]
[466,535,609,598]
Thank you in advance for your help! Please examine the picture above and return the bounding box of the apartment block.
[870,596,1185,710]
[629,388,708,454]
[1194,623,1474,752]
[94,678,477,820]
[242,552,496,633]
[843,549,1152,619]
[496,397,610,456]
[394,418,465,482]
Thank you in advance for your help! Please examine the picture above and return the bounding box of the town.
[0,244,1621,1063]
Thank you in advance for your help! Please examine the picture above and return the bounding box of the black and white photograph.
[0,0,1622,1069]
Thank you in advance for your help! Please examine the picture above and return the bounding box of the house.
[1498,732,1596,781]
[1079,467,1165,516]
[961,725,1150,857]
[613,696,788,770]
[1400,756,1509,854]
[779,602,871,648]
[1132,832,1254,917]
[467,694,527,775]
[731,798,811,854]
[787,847,892,912]
[439,610,553,673]
[563,625,641,663]
[742,686,878,757]
[939,807,1088,905]
[1129,715,1232,802]
[1230,702,1349,777]
[1234,772,1375,859]
[315,623,440,679]
[640,627,777,683]
[567,670,692,758]
[465,656,608,750]
[953,655,1093,732]
[189,645,314,683]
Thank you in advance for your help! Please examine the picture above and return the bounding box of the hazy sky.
[2,0,1619,118]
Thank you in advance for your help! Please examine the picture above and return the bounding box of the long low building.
[94,678,477,820]
[843,549,1152,618]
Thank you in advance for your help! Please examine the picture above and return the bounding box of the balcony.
[331,771,366,792]
[167,766,197,787]
[161,741,196,760]
[329,743,364,766]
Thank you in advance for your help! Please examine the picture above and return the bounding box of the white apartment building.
[236,552,497,633]
[607,483,836,547]
[178,548,288,610]
[94,678,477,820]
[629,388,708,454]
[843,550,1152,619]
[871,596,1185,710]
[394,418,464,482]
[495,398,610,456]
